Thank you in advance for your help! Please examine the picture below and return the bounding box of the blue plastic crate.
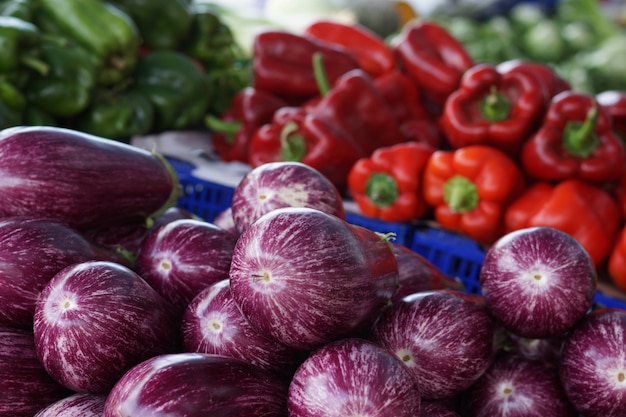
[345,211,416,248]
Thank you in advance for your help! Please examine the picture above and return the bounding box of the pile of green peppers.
[0,0,250,141]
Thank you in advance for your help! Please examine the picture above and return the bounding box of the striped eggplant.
[0,126,179,230]
[0,217,99,329]
[103,352,289,417]
[0,326,71,417]
[33,261,180,393]
[34,393,106,417]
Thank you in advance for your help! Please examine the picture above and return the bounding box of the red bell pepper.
[248,105,365,190]
[422,145,526,245]
[304,20,396,79]
[252,30,359,102]
[205,87,287,163]
[521,91,626,184]
[347,142,435,223]
[439,63,547,157]
[393,20,474,111]
[504,179,622,268]
[596,90,626,140]
[607,225,626,291]
[496,59,571,103]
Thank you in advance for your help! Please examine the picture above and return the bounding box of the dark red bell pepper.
[439,63,547,157]
[205,87,287,163]
[521,91,626,184]
[496,59,571,104]
[252,30,359,103]
[304,20,396,79]
[393,20,474,111]
[248,105,365,190]
[596,90,626,140]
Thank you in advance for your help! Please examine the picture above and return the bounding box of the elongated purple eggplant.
[182,279,306,379]
[33,260,180,393]
[135,219,237,314]
[229,207,399,351]
[34,393,106,417]
[0,326,71,417]
[103,352,289,417]
[0,217,99,328]
[0,126,179,229]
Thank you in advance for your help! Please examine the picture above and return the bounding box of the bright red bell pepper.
[422,145,526,245]
[205,87,287,163]
[252,30,359,103]
[393,19,474,111]
[248,106,365,191]
[504,179,622,268]
[347,142,435,223]
[521,91,626,184]
[439,63,547,157]
[304,20,396,79]
[596,90,626,140]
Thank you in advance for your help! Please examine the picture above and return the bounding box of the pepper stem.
[280,121,306,161]
[366,173,399,207]
[312,52,331,97]
[480,85,511,122]
[562,105,600,158]
[205,115,242,145]
[443,175,479,213]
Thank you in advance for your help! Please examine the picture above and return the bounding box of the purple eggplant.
[479,226,597,339]
[103,352,289,417]
[33,260,180,393]
[287,338,421,417]
[420,401,462,417]
[34,393,106,417]
[230,161,346,233]
[182,279,306,379]
[370,289,497,400]
[213,207,239,238]
[0,217,99,328]
[559,308,626,417]
[462,352,577,417]
[135,218,237,314]
[0,326,71,417]
[229,207,399,351]
[0,126,179,230]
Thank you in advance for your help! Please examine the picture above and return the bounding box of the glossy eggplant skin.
[0,126,179,230]
[0,326,72,417]
[34,393,106,417]
[103,352,289,417]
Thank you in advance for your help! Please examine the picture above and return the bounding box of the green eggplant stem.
[443,175,479,213]
[312,52,331,97]
[366,172,399,207]
[562,105,600,158]
[205,115,241,145]
[480,85,511,122]
[280,121,306,161]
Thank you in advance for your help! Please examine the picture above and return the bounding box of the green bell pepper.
[23,105,56,126]
[24,40,99,118]
[0,16,48,78]
[0,79,25,128]
[108,0,193,50]
[35,0,140,86]
[76,87,154,141]
[133,50,210,132]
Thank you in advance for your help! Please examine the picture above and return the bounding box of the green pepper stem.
[480,85,511,122]
[443,175,479,213]
[366,172,399,208]
[280,121,306,161]
[312,52,331,97]
[205,115,242,145]
[562,105,600,158]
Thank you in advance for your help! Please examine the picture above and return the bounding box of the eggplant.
[0,217,99,329]
[0,326,71,417]
[0,126,179,229]
[33,260,180,393]
[34,393,106,417]
[229,207,399,351]
[103,352,289,417]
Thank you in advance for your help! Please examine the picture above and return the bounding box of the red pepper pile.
[207,19,626,294]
